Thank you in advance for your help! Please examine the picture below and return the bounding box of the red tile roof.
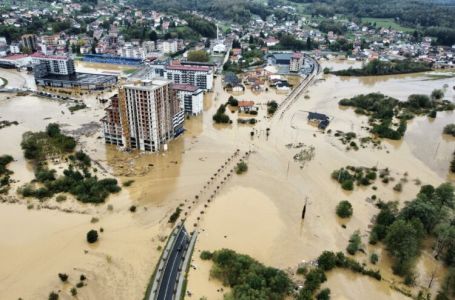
[238,100,255,107]
[167,61,210,72]
[2,54,29,60]
[172,83,199,92]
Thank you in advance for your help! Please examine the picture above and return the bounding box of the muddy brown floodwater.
[0,60,454,300]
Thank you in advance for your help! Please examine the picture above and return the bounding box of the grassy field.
[361,17,414,32]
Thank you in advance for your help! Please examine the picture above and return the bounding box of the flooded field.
[0,60,454,299]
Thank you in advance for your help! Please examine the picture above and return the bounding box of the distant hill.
[132,0,273,24]
[132,0,455,45]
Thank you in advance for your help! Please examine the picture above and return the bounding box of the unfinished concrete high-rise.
[102,79,184,152]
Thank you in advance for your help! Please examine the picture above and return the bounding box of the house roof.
[172,83,199,92]
[2,54,29,60]
[167,61,210,72]
[308,112,329,121]
[238,100,255,107]
[167,64,210,72]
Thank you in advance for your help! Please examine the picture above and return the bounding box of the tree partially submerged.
[207,249,292,299]
[336,200,353,218]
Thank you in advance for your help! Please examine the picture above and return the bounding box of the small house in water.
[308,112,330,129]
[238,100,257,113]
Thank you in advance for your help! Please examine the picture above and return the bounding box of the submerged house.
[308,112,330,129]
[238,100,257,113]
[223,72,243,91]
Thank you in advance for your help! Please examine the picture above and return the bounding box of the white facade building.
[9,43,20,54]
[31,52,75,76]
[173,83,204,115]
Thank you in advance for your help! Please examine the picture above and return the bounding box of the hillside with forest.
[132,0,455,45]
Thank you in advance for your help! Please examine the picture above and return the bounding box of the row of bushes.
[0,154,13,193]
[331,166,378,190]
[19,166,121,203]
[339,92,454,140]
[298,251,380,299]
[237,118,257,125]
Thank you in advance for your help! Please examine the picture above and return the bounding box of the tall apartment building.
[31,52,75,77]
[173,84,204,115]
[290,52,304,72]
[166,61,213,91]
[21,34,38,52]
[102,80,183,152]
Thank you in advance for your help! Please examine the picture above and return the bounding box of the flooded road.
[0,61,454,299]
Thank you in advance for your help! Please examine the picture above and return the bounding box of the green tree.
[336,200,353,218]
[317,288,331,300]
[187,50,209,62]
[399,194,439,232]
[48,292,59,300]
[431,89,444,100]
[46,123,61,137]
[317,251,337,271]
[385,219,423,276]
[347,230,362,255]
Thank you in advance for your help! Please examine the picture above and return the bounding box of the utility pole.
[302,197,308,219]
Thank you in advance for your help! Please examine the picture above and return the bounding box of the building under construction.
[102,79,184,152]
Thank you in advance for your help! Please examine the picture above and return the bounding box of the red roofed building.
[0,54,31,68]
[238,100,256,112]
[165,61,213,90]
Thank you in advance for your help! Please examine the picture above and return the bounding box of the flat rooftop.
[38,72,117,84]
[123,79,171,91]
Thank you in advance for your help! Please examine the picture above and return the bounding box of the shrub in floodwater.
[235,161,248,174]
[48,292,59,300]
[336,200,353,218]
[58,273,68,282]
[200,251,213,260]
[86,230,98,244]
[370,253,379,264]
